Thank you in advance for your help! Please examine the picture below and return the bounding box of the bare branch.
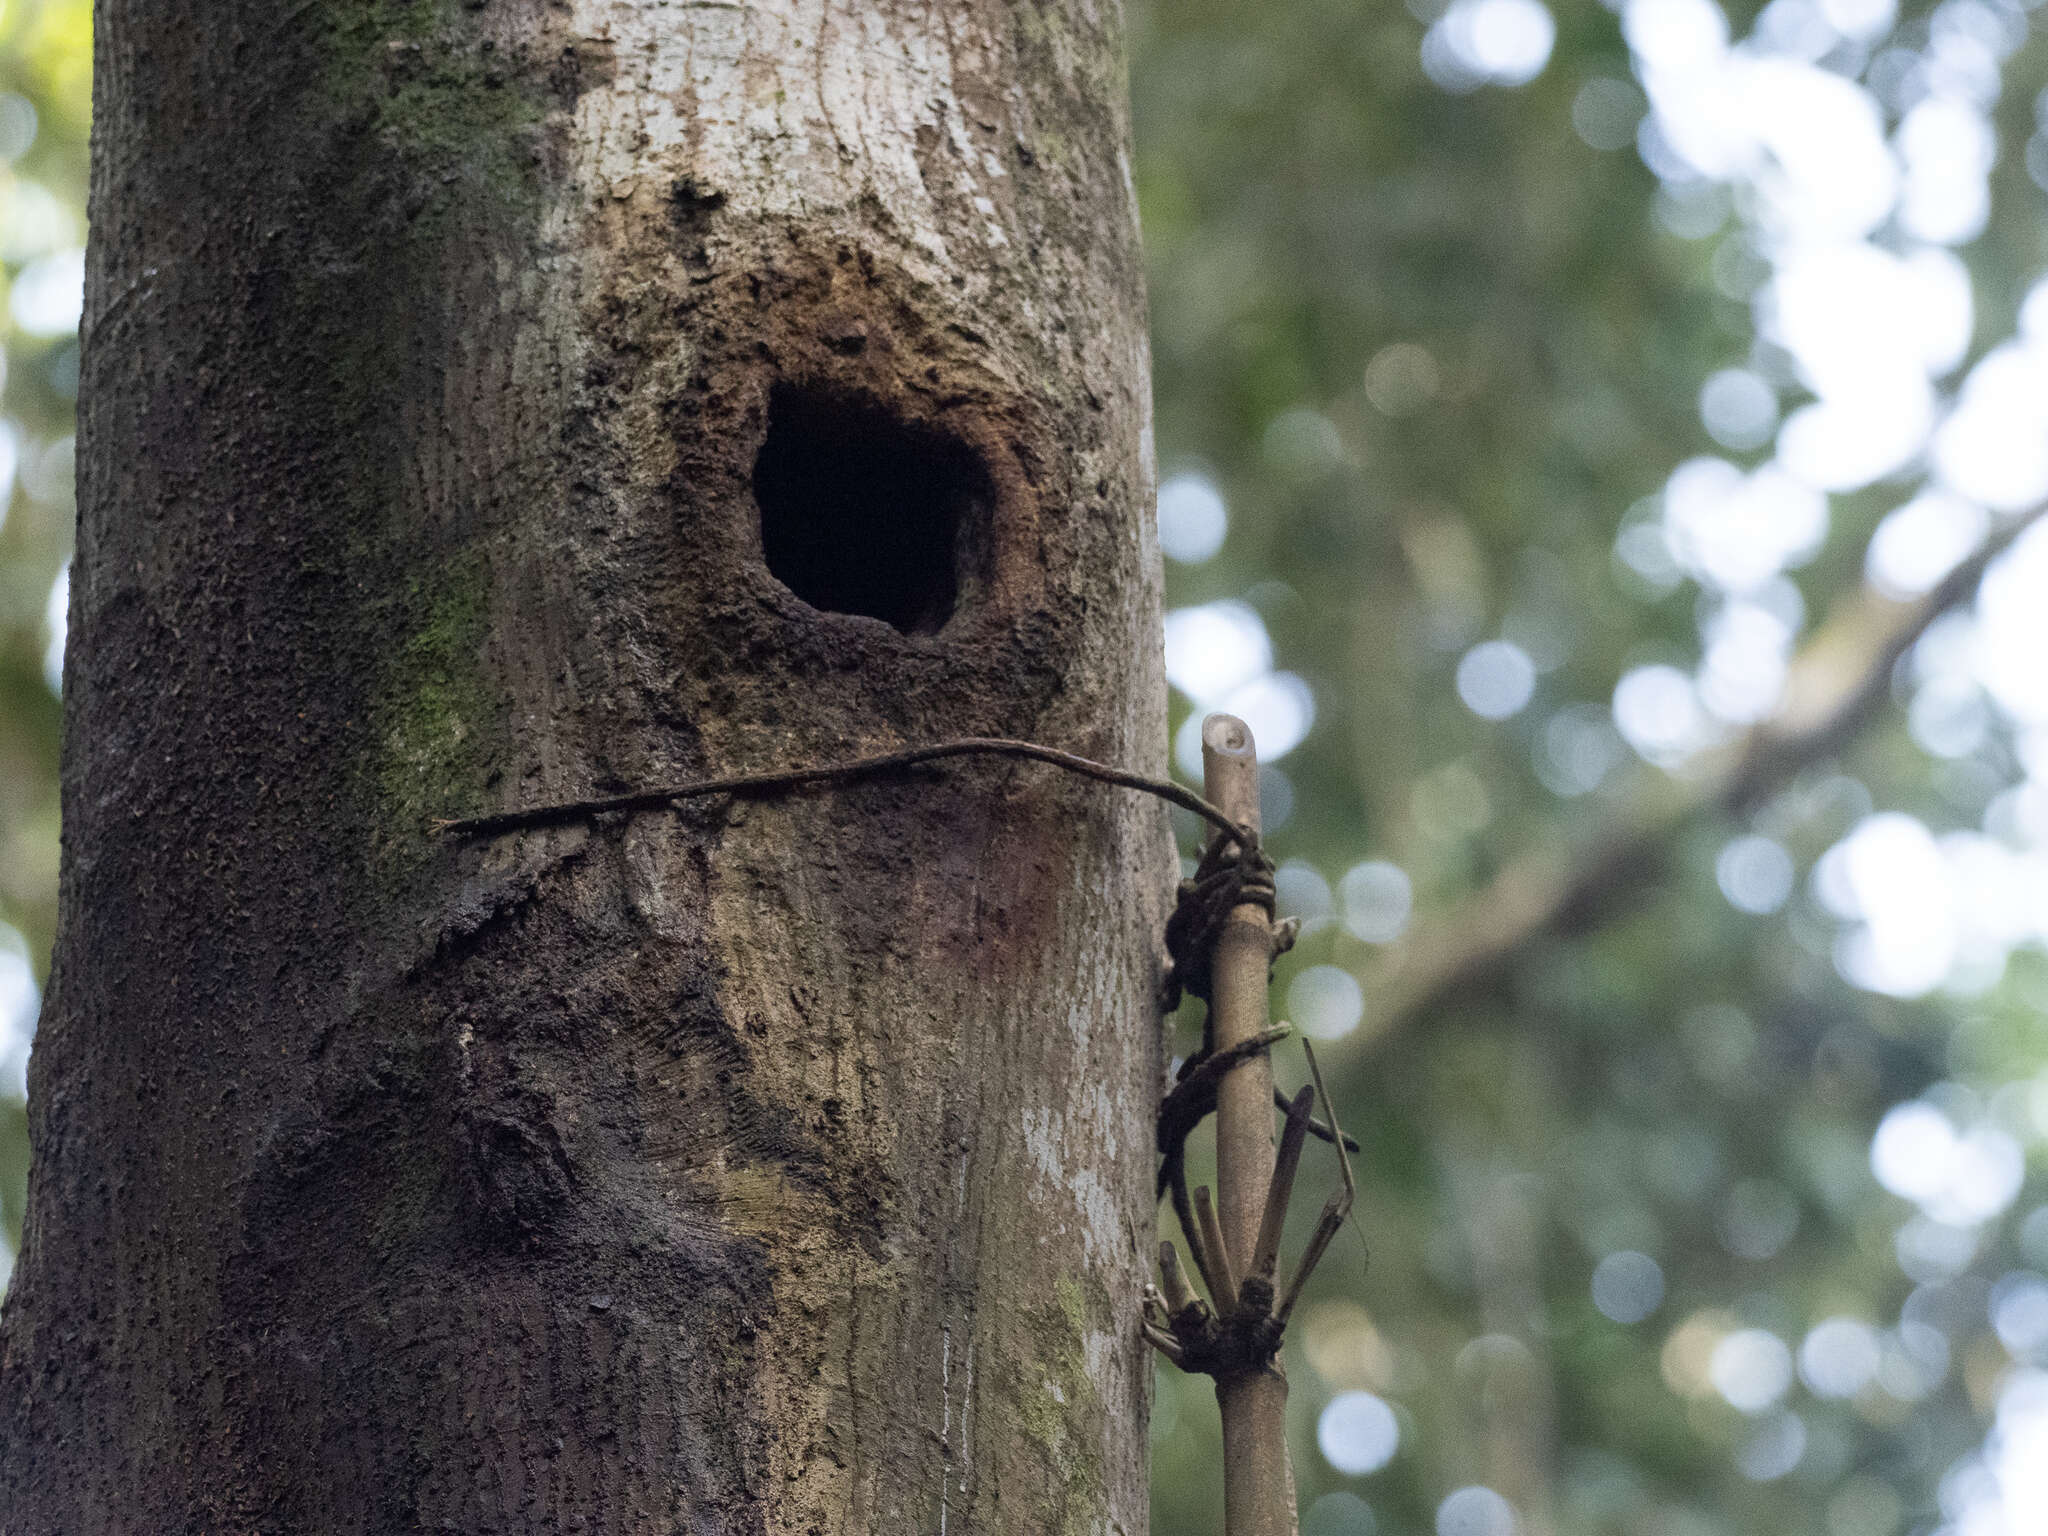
[1194,1185,1240,1313]
[1144,1325,1188,1364]
[1159,1242,1201,1316]
[1249,1087,1316,1284]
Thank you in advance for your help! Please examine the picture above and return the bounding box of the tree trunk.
[0,4,1169,1532]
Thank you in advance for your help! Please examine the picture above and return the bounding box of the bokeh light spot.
[1867,491,1987,599]
[1364,343,1442,416]
[1424,0,1556,90]
[1456,640,1537,720]
[0,928,37,1103]
[1591,1250,1665,1323]
[1870,1099,2023,1224]
[1736,1410,1807,1482]
[1435,1485,1519,1536]
[1289,965,1365,1041]
[42,562,67,697]
[11,247,82,339]
[1990,1272,2048,1358]
[1340,860,1413,943]
[1709,1328,1793,1413]
[1716,835,1794,914]
[0,94,36,163]
[1800,1317,1881,1398]
[1164,601,1271,702]
[1572,77,1646,151]
[1536,703,1623,797]
[1614,664,1710,765]
[1699,368,1778,451]
[1317,1390,1400,1475]
[1304,1491,1377,1535]
[1157,473,1229,565]
[1276,860,1334,924]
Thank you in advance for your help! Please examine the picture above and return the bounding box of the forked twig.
[1158,1243,1202,1318]
[1143,1323,1187,1364]
[1147,1036,1365,1357]
[1193,1186,1239,1312]
[1170,1162,1225,1307]
[1249,1086,1316,1285]
[1142,717,1371,1536]
[1275,1039,1358,1325]
[1303,1039,1355,1213]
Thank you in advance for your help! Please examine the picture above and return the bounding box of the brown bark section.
[0,3,1169,1532]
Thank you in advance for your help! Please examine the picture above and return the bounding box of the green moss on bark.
[321,0,550,217]
[1015,1274,1111,1536]
[366,553,500,847]
[283,7,556,868]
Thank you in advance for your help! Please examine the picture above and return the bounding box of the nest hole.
[753,384,991,635]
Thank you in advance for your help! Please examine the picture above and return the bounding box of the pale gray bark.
[0,3,1169,1531]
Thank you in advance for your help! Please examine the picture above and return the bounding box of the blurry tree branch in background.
[1352,503,2048,1054]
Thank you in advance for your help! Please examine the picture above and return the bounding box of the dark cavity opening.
[753,384,990,635]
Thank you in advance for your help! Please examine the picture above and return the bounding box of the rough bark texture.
[0,3,1170,1532]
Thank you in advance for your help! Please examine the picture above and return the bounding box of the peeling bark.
[0,3,1169,1532]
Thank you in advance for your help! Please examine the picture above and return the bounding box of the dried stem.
[1144,1325,1188,1365]
[1193,1186,1240,1313]
[1172,1164,1226,1306]
[1160,1241,1201,1316]
[1275,1197,1347,1329]
[1302,1041,1356,1218]
[1201,713,1297,1536]
[1276,1041,1358,1326]
[1250,1087,1316,1285]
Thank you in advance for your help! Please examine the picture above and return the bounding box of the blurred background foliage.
[0,0,88,1278]
[1,0,2047,1533]
[1134,0,2048,1531]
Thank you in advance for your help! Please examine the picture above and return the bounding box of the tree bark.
[0,4,1169,1532]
